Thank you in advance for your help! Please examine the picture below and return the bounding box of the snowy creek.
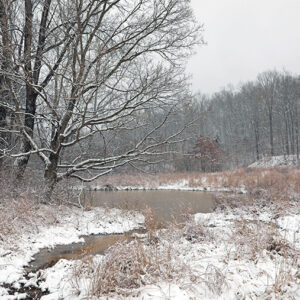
[27,190,215,273]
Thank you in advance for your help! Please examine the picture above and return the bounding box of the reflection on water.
[28,190,215,273]
[26,230,144,273]
[82,190,215,225]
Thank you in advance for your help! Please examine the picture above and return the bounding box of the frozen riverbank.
[0,206,144,299]
[1,192,299,299]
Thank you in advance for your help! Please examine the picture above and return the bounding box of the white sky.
[187,0,300,94]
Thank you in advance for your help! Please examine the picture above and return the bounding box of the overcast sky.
[187,0,300,94]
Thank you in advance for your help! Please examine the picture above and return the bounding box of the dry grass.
[95,167,300,189]
[0,195,37,240]
[164,205,208,244]
[0,175,75,243]
[50,179,79,206]
[230,219,293,261]
[69,200,299,299]
[71,235,227,298]
[70,208,228,298]
[1,166,297,297]
[0,193,71,243]
[0,172,41,240]
[143,206,159,243]
[223,216,299,298]
[71,239,194,298]
[272,259,297,296]
[94,167,300,207]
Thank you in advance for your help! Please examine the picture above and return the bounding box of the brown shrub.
[231,219,293,261]
[72,239,192,297]
[0,173,74,242]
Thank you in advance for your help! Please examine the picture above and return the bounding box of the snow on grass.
[277,214,300,249]
[1,167,299,299]
[21,202,299,300]
[90,167,300,197]
[0,206,144,289]
[88,183,247,194]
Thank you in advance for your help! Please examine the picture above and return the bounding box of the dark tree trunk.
[254,127,259,161]
[269,112,274,156]
[295,106,299,160]
[0,1,10,168]
[15,0,52,180]
[14,0,34,179]
[284,116,289,155]
[0,107,7,167]
[14,90,38,179]
[43,152,60,202]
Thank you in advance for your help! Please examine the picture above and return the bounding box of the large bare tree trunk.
[0,107,7,168]
[14,0,52,180]
[268,105,275,156]
[14,91,38,179]
[0,1,10,168]
[44,153,59,202]
[14,0,34,179]
[254,127,259,161]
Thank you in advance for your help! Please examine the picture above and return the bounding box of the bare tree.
[277,72,299,157]
[0,0,11,167]
[257,71,279,156]
[241,82,262,160]
[3,0,201,199]
[190,70,300,169]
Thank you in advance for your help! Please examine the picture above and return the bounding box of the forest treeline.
[166,70,300,172]
[120,69,300,173]
[186,70,300,171]
[19,69,298,175]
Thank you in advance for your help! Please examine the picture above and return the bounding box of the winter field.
[1,0,299,299]
[0,166,299,299]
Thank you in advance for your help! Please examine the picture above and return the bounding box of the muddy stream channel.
[27,190,215,273]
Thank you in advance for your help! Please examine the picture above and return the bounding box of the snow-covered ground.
[1,171,299,300]
[34,205,300,299]
[86,180,247,194]
[1,195,299,300]
[0,206,144,299]
[249,155,299,168]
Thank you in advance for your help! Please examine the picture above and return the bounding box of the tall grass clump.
[72,239,192,297]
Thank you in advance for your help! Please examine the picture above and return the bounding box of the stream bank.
[1,188,299,299]
[0,190,215,299]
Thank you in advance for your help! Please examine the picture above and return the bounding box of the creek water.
[27,190,215,273]
[82,190,215,224]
